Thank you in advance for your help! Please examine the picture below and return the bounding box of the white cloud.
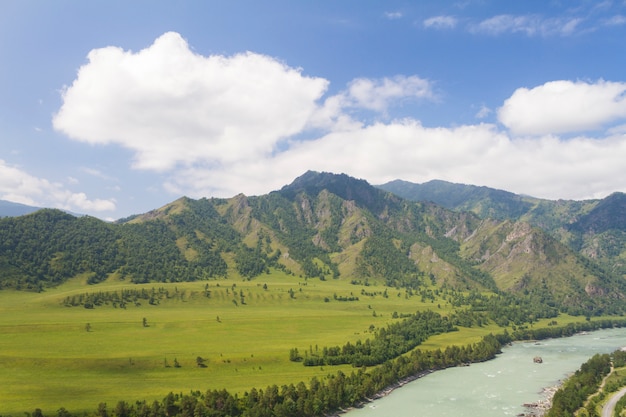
[162,120,626,202]
[51,32,626,207]
[62,192,116,212]
[608,123,626,135]
[384,11,403,20]
[498,80,626,135]
[0,160,116,212]
[470,14,583,36]
[0,162,47,207]
[54,32,329,171]
[54,32,434,166]
[81,167,117,181]
[423,15,458,29]
[604,14,626,26]
[475,105,491,119]
[308,75,434,131]
[342,76,434,112]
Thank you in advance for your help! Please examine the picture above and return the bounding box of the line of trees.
[294,310,457,367]
[62,287,172,309]
[547,353,612,417]
[509,318,626,341]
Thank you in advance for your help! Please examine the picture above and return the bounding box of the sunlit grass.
[0,272,428,413]
[0,271,582,414]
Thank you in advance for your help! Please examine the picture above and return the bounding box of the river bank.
[335,363,563,417]
[328,370,434,417]
[521,383,562,417]
[340,328,626,417]
[332,363,562,417]
[332,343,562,417]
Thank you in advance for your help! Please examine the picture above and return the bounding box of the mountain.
[567,192,626,275]
[0,200,41,217]
[570,192,626,234]
[377,179,597,228]
[0,171,624,316]
[378,179,535,220]
[279,170,397,216]
[378,179,626,280]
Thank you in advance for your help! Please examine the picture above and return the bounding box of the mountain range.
[0,200,41,217]
[1,171,625,316]
[377,179,626,279]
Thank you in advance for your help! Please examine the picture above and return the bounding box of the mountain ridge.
[377,178,626,281]
[0,200,42,217]
[1,172,624,316]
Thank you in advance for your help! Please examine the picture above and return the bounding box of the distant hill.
[1,171,624,316]
[376,179,604,229]
[0,200,41,217]
[378,179,535,220]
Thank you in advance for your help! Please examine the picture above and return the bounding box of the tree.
[113,401,131,417]
[56,408,72,417]
[196,356,207,368]
[289,348,302,362]
[96,402,108,417]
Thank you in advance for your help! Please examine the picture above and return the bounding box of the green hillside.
[1,172,624,317]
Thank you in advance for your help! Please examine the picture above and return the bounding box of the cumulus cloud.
[162,120,626,201]
[51,32,626,207]
[342,76,434,112]
[63,192,116,212]
[54,32,434,167]
[470,14,583,36]
[307,75,434,131]
[608,123,626,135]
[0,160,116,212]
[498,80,626,135]
[54,32,329,171]
[423,15,458,29]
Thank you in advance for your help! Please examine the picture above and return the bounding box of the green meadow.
[0,271,496,415]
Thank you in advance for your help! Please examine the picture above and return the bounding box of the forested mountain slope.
[1,171,624,315]
[378,179,626,282]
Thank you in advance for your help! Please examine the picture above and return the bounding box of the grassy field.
[0,271,501,414]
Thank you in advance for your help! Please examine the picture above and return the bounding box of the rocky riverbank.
[520,384,561,417]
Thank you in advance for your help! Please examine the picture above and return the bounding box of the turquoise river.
[344,327,626,417]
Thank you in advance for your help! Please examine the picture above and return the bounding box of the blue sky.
[1,0,626,220]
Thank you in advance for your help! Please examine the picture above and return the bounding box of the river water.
[344,328,626,417]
